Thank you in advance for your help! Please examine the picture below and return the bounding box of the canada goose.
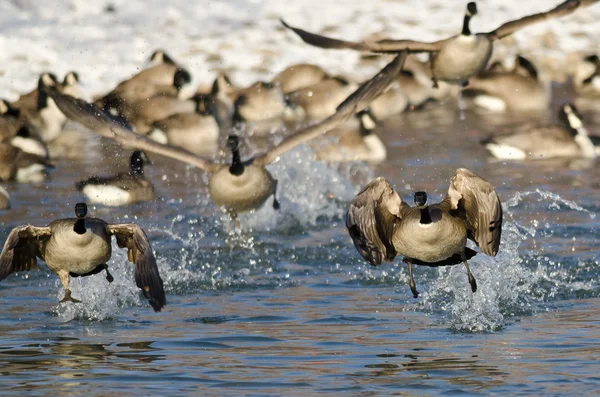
[148,49,177,67]
[233,81,290,123]
[0,202,166,311]
[12,73,67,142]
[286,77,358,120]
[0,142,54,182]
[368,79,408,119]
[125,94,198,133]
[272,63,329,93]
[203,73,237,129]
[314,110,386,163]
[148,101,220,157]
[76,151,155,206]
[1,100,49,158]
[346,168,502,297]
[483,103,598,160]
[45,52,408,214]
[573,54,600,97]
[0,185,9,210]
[60,71,83,99]
[282,0,592,86]
[463,55,550,112]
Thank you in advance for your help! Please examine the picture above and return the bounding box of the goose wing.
[346,177,405,266]
[0,226,51,282]
[44,87,222,173]
[254,51,407,166]
[107,224,166,312]
[486,0,588,40]
[281,19,443,53]
[445,168,502,256]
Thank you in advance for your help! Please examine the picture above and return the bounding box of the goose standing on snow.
[482,103,599,160]
[45,52,409,216]
[346,169,502,297]
[282,0,594,86]
[0,203,166,311]
[76,151,155,206]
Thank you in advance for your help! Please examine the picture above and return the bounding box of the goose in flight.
[43,52,409,215]
[282,0,596,86]
[346,169,502,297]
[0,203,166,311]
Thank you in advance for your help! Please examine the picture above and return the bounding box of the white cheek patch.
[474,95,506,112]
[15,164,46,183]
[566,111,583,129]
[11,137,48,158]
[361,113,377,130]
[177,83,195,100]
[147,128,169,144]
[82,185,131,206]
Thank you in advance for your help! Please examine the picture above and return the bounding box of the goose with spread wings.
[282,0,596,86]
[44,52,408,215]
[346,169,502,297]
[0,203,166,311]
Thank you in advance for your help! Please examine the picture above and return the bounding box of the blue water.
[1,100,599,396]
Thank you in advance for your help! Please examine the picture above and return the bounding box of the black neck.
[37,81,48,110]
[73,218,86,235]
[130,161,144,177]
[461,15,472,36]
[420,207,432,224]
[229,148,244,176]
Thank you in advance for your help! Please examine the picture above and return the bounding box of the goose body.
[1,100,49,158]
[0,203,166,311]
[272,63,329,93]
[0,142,53,182]
[432,34,493,85]
[233,81,288,122]
[287,77,358,120]
[149,111,220,157]
[483,103,597,160]
[346,168,502,297]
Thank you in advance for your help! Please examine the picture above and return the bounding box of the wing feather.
[0,226,51,281]
[345,177,402,266]
[446,168,502,256]
[107,224,166,312]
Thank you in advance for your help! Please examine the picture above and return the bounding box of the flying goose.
[482,103,598,160]
[271,63,329,93]
[1,99,49,158]
[286,77,358,120]
[0,203,166,311]
[573,54,600,97]
[0,185,9,210]
[346,169,502,297]
[463,55,550,112]
[282,0,594,86]
[44,52,409,215]
[0,141,54,183]
[314,110,386,163]
[76,150,155,206]
[12,73,67,142]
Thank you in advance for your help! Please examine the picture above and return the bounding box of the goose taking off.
[346,169,502,297]
[0,203,166,311]
[43,52,409,215]
[282,0,596,86]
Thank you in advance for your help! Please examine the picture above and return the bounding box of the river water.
[1,81,599,395]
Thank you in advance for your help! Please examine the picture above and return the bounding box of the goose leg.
[228,210,241,230]
[403,258,419,298]
[104,266,114,283]
[58,270,81,303]
[463,259,477,293]
[272,180,281,210]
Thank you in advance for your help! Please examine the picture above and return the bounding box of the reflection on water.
[0,88,599,395]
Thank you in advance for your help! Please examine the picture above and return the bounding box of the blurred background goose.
[0,185,10,210]
[271,63,329,93]
[0,141,54,182]
[1,99,49,158]
[0,202,166,311]
[573,54,600,97]
[482,103,598,160]
[286,76,358,120]
[76,151,155,206]
[346,169,502,297]
[60,71,84,99]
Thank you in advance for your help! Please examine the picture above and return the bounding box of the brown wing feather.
[107,224,166,312]
[43,86,222,173]
[0,226,51,281]
[487,0,586,40]
[345,177,402,266]
[281,19,443,53]
[446,169,503,256]
[254,51,407,166]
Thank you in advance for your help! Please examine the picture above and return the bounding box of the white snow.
[0,0,598,100]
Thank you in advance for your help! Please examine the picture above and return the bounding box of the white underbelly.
[394,220,467,262]
[44,227,112,274]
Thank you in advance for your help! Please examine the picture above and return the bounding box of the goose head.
[130,150,151,177]
[462,2,478,36]
[414,191,428,208]
[74,202,88,218]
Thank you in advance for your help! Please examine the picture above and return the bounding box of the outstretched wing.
[486,0,587,40]
[444,168,503,256]
[281,19,443,53]
[254,51,407,166]
[345,177,404,266]
[0,226,51,282]
[43,87,222,173]
[107,224,166,312]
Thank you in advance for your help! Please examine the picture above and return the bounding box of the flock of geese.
[0,0,599,311]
